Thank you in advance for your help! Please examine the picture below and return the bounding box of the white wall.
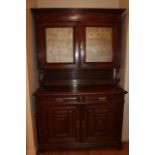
[37,0,119,8]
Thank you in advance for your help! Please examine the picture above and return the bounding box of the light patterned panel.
[86,27,113,62]
[45,28,74,63]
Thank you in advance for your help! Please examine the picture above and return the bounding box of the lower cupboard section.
[36,97,124,151]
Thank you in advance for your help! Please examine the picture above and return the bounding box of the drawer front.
[83,94,124,102]
[37,96,79,103]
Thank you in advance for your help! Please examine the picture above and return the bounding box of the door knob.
[82,120,85,128]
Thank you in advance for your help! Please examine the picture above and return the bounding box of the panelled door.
[81,101,124,144]
[37,101,80,149]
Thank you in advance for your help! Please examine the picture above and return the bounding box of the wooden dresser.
[32,8,127,152]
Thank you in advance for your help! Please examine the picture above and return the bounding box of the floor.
[38,142,129,155]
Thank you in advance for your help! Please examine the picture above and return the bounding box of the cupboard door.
[37,22,79,69]
[80,23,120,69]
[37,102,80,149]
[82,101,123,144]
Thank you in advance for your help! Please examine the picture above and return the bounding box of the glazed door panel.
[45,27,74,63]
[85,27,113,62]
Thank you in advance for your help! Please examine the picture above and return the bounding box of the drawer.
[37,96,79,103]
[84,94,124,102]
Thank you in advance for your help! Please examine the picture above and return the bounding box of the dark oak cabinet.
[32,9,127,152]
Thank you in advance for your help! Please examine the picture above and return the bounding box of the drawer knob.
[55,97,77,101]
[98,97,107,101]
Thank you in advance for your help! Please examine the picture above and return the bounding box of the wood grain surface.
[38,142,129,155]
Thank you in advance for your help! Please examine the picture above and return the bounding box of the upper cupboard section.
[32,9,125,69]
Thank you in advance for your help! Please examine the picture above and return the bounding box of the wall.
[37,0,119,8]
[26,67,36,155]
[119,0,129,141]
[26,0,38,154]
[27,0,38,97]
[119,0,129,9]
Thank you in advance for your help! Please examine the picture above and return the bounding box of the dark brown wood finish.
[35,86,127,151]
[43,69,115,87]
[34,86,127,151]
[32,9,127,152]
[37,101,80,150]
[38,142,129,155]
[32,8,124,70]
